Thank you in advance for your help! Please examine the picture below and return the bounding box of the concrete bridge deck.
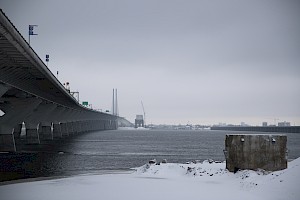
[0,9,117,152]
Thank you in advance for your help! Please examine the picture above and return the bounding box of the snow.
[117,127,150,130]
[1,158,300,200]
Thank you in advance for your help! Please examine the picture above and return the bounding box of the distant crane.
[141,101,146,127]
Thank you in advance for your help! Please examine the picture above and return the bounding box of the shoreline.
[0,169,134,186]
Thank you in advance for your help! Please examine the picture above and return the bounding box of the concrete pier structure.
[39,122,53,140]
[13,124,22,139]
[25,123,40,144]
[224,134,287,172]
[0,129,16,152]
[53,123,62,138]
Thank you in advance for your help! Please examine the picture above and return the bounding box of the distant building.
[262,122,268,127]
[278,121,291,127]
[217,123,226,126]
[241,122,246,126]
[135,115,144,128]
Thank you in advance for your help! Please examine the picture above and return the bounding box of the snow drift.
[1,158,299,200]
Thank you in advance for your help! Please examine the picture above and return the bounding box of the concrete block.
[224,134,287,172]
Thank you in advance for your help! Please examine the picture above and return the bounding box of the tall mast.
[112,89,115,115]
[116,89,118,116]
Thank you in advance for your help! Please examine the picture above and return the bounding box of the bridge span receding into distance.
[0,9,127,152]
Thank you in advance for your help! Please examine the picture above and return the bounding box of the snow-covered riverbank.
[1,158,299,200]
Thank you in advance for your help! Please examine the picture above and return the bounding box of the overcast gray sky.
[1,0,299,125]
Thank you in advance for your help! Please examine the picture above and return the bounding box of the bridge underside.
[0,9,117,152]
[0,82,117,152]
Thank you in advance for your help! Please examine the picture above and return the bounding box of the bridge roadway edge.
[0,9,118,152]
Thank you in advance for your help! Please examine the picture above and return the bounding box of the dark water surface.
[1,130,300,182]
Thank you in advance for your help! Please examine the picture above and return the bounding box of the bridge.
[0,9,119,152]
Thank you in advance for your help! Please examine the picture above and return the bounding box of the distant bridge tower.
[135,115,144,128]
[112,88,119,116]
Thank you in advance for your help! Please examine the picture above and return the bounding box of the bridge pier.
[0,126,16,152]
[72,122,78,134]
[100,120,105,130]
[52,123,63,138]
[67,122,74,135]
[25,123,40,144]
[74,122,81,134]
[35,103,56,141]
[0,96,42,151]
[60,122,69,137]
[13,124,22,140]
[76,122,82,133]
[98,120,103,130]
[24,102,57,144]
[50,106,65,137]
[53,123,62,138]
[71,122,77,134]
[81,121,87,133]
[39,122,53,140]
[90,121,95,131]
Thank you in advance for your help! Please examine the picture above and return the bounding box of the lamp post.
[28,25,38,45]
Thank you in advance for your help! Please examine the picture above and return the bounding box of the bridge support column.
[90,121,95,131]
[25,123,40,144]
[83,121,89,132]
[100,120,105,130]
[72,122,78,134]
[104,120,111,130]
[53,123,62,138]
[89,121,94,131]
[0,126,16,152]
[77,122,82,133]
[67,122,74,135]
[0,96,42,151]
[81,121,87,132]
[39,122,53,140]
[13,124,22,140]
[60,123,69,137]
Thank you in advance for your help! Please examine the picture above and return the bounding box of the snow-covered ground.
[1,158,299,200]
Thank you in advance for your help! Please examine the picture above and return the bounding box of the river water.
[1,129,300,182]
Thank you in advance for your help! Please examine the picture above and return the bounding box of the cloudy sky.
[1,0,299,125]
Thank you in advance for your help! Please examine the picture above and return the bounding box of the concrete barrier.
[224,134,287,172]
